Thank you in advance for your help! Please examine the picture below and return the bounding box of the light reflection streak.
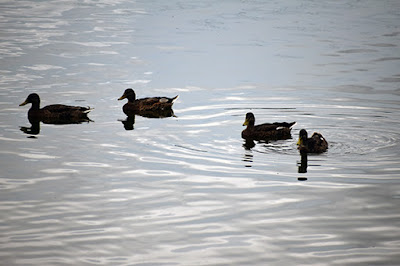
[63,162,111,168]
[18,153,59,159]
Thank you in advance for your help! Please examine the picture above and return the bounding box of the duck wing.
[40,104,92,123]
[273,121,296,129]
[43,104,91,113]
[310,132,328,150]
[254,123,280,132]
[139,95,178,104]
[138,97,160,104]
[254,121,296,132]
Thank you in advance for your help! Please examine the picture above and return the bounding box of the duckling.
[297,129,328,153]
[19,93,92,124]
[118,88,178,115]
[242,112,295,140]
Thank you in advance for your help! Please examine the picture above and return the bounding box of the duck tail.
[171,95,179,103]
[84,106,94,113]
[289,122,296,129]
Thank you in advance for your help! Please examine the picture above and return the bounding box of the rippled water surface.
[1,0,400,265]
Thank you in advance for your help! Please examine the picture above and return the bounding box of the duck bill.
[242,119,249,126]
[118,95,126,101]
[296,138,301,145]
[19,100,29,106]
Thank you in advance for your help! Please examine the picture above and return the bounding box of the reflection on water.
[1,0,400,265]
[20,116,93,136]
[243,139,256,150]
[298,153,308,174]
[242,150,253,168]
[133,109,175,119]
[119,115,135,130]
[119,109,175,130]
[20,120,41,135]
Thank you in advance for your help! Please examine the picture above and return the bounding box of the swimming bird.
[297,129,328,153]
[118,88,178,115]
[241,112,296,140]
[19,93,92,124]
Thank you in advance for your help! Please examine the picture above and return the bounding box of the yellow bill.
[19,100,29,106]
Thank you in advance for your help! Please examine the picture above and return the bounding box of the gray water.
[1,0,400,265]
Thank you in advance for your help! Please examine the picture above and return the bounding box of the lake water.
[1,0,400,265]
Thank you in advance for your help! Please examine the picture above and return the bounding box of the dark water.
[1,0,400,265]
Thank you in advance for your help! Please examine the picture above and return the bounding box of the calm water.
[1,0,400,265]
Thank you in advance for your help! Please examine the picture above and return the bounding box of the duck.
[118,88,178,115]
[19,93,92,124]
[242,112,296,140]
[297,129,328,153]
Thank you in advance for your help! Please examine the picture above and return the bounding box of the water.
[1,0,400,265]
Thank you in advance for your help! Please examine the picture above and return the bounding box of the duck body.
[297,129,328,153]
[20,93,92,124]
[118,88,178,115]
[241,112,295,140]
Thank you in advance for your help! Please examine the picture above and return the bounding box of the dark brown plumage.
[19,93,92,124]
[297,129,328,153]
[118,88,178,115]
[241,112,295,140]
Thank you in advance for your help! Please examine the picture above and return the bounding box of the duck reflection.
[20,116,93,136]
[119,109,176,131]
[243,138,290,150]
[20,117,41,135]
[120,115,135,130]
[243,152,253,167]
[297,153,308,173]
[243,139,256,150]
[131,109,175,119]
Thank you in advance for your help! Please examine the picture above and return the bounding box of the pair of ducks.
[242,112,328,153]
[19,89,328,153]
[19,89,178,123]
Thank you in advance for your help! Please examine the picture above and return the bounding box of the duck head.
[243,112,255,127]
[297,129,308,145]
[20,93,40,107]
[118,88,136,102]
